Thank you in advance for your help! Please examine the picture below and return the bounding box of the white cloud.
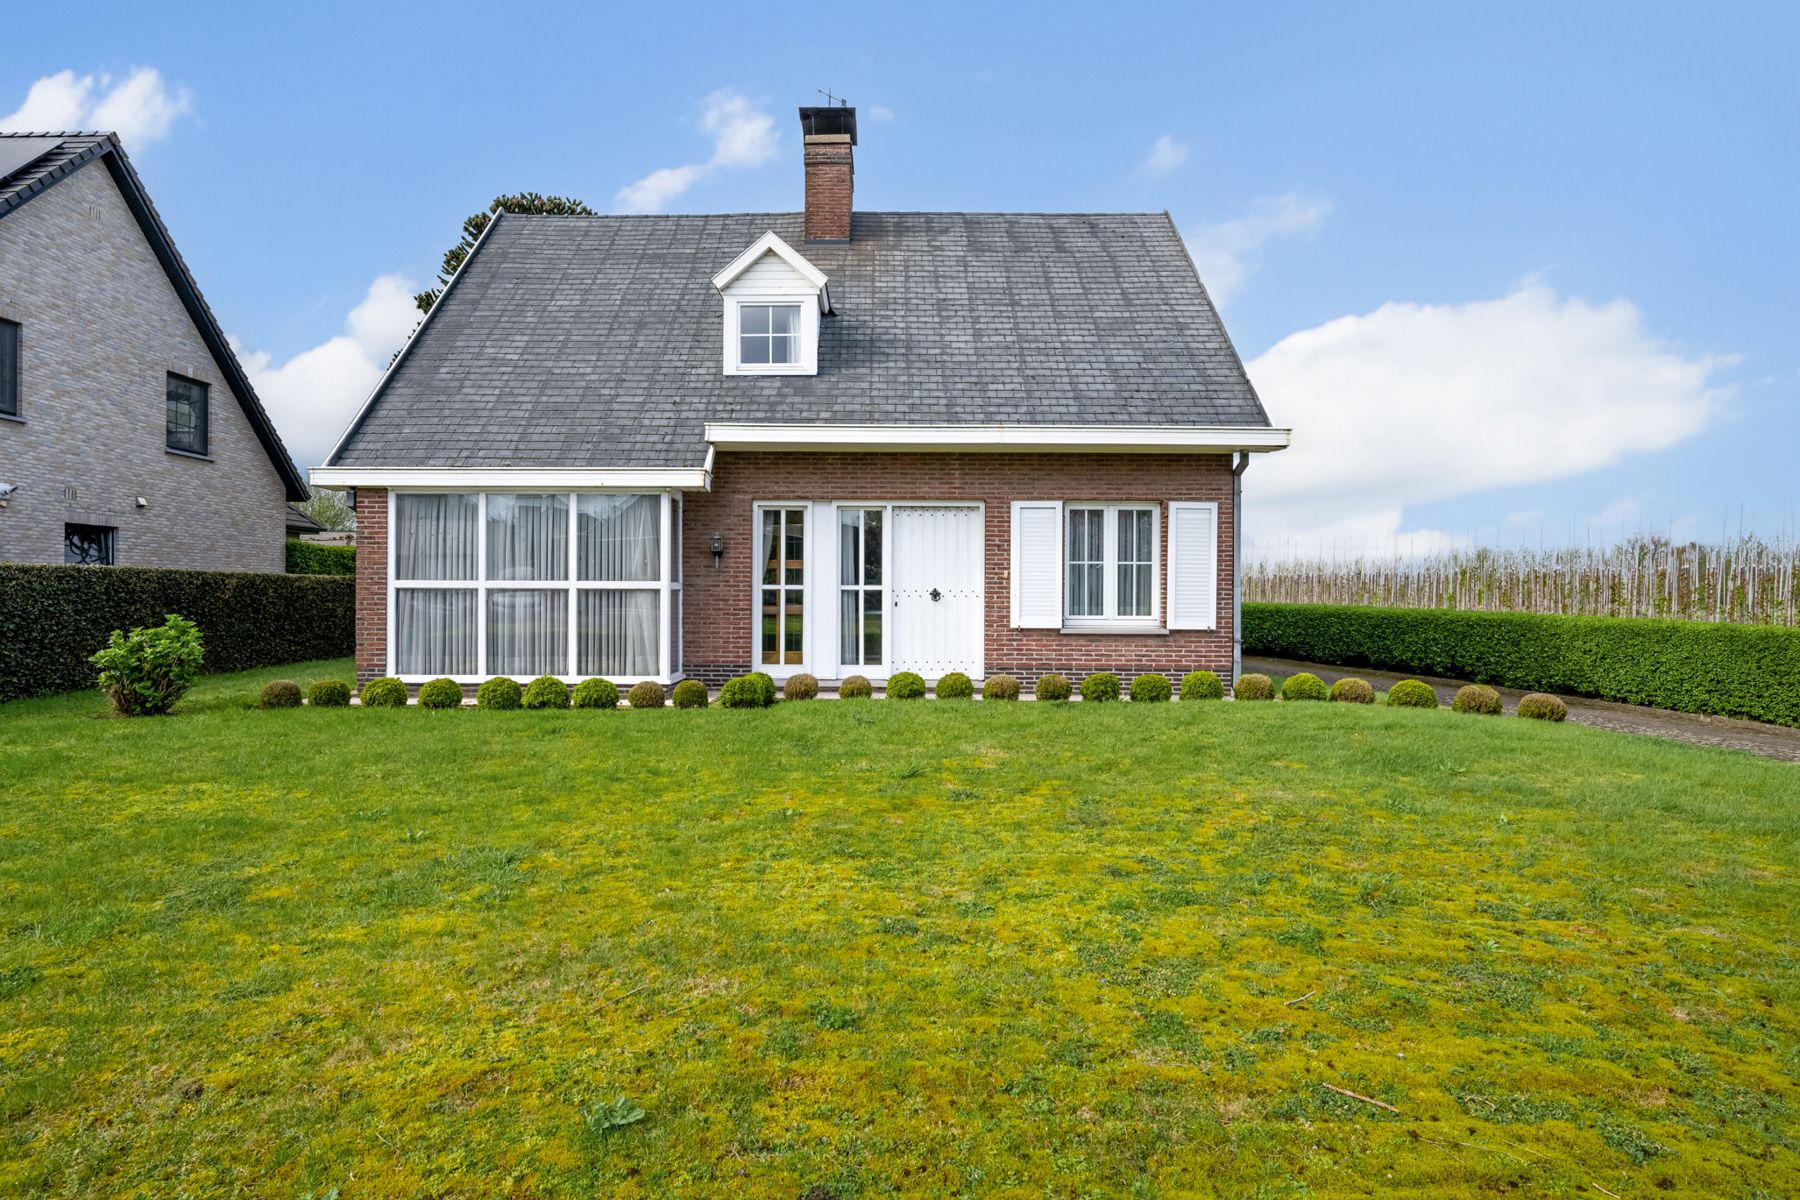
[1185,193,1330,306]
[0,67,191,146]
[1244,283,1731,556]
[234,275,419,471]
[1140,134,1188,178]
[615,89,780,214]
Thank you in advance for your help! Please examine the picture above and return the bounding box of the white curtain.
[578,590,658,676]
[487,589,568,676]
[577,495,659,581]
[487,494,568,581]
[395,589,476,675]
[395,494,478,580]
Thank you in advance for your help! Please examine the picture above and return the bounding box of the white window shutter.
[1167,501,1218,630]
[1010,501,1063,628]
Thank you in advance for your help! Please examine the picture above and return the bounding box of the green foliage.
[522,676,571,710]
[1080,673,1121,703]
[1386,679,1441,708]
[1234,673,1274,701]
[260,679,302,709]
[89,613,206,716]
[719,673,777,708]
[476,677,522,711]
[1180,670,1224,700]
[839,674,873,700]
[571,678,619,710]
[0,563,352,703]
[359,677,408,708]
[936,672,974,699]
[1330,677,1376,704]
[1517,692,1569,722]
[284,539,356,576]
[415,193,598,314]
[671,680,709,708]
[584,1095,646,1137]
[628,681,666,709]
[1036,673,1072,702]
[418,678,464,710]
[783,673,819,701]
[1129,673,1172,703]
[982,674,1021,701]
[1453,684,1503,715]
[1281,672,1328,702]
[1245,602,1800,727]
[292,487,355,532]
[307,679,351,708]
[887,671,926,700]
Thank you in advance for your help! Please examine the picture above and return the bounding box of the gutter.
[1233,451,1250,690]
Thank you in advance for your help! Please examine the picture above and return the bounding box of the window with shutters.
[1063,505,1159,628]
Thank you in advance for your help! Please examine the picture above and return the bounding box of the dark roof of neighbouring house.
[285,503,327,533]
[0,132,309,500]
[328,210,1272,470]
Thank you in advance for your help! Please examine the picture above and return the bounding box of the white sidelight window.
[390,491,684,682]
[837,507,885,668]
[757,506,807,667]
[1063,504,1159,628]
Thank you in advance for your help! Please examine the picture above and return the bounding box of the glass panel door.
[837,508,884,669]
[759,507,806,666]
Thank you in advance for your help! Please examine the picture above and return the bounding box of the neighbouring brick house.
[314,105,1289,694]
[0,133,307,571]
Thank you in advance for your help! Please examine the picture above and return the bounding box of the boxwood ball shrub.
[628,680,666,709]
[1179,670,1224,700]
[671,679,709,708]
[418,678,464,709]
[1234,673,1274,701]
[1452,684,1504,715]
[521,675,571,710]
[839,674,873,700]
[1329,676,1376,704]
[571,678,619,709]
[982,674,1020,701]
[359,677,408,708]
[307,679,351,708]
[747,672,778,705]
[476,677,523,711]
[260,679,302,709]
[888,671,926,700]
[1129,673,1172,703]
[783,673,819,701]
[937,671,974,699]
[719,675,772,708]
[1281,672,1328,702]
[1080,673,1121,703]
[89,612,206,717]
[1386,679,1440,708]
[1517,691,1569,722]
[1036,673,1072,702]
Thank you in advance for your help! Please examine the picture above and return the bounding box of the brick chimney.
[799,105,856,242]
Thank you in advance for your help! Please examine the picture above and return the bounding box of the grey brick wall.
[0,163,286,571]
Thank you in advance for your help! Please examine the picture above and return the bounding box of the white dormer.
[711,231,829,377]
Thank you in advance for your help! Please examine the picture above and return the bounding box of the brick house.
[0,133,307,571]
[313,106,1289,694]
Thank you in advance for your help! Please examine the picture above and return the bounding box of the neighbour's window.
[166,373,209,456]
[1065,505,1158,625]
[739,304,800,366]
[0,319,19,417]
[64,523,115,565]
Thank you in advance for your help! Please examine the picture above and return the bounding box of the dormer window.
[739,304,801,366]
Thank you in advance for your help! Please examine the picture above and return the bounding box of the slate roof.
[330,211,1271,470]
[0,133,308,500]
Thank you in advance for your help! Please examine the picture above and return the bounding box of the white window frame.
[722,294,819,376]
[751,502,812,676]
[387,490,684,685]
[834,506,888,675]
[1061,502,1161,631]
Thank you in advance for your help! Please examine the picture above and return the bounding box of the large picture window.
[1065,504,1159,626]
[391,492,681,681]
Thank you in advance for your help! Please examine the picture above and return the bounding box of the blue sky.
[4,1,1795,555]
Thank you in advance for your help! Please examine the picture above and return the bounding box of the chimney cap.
[798,106,857,144]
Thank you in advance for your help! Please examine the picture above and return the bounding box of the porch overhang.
[309,459,714,491]
[702,423,1292,455]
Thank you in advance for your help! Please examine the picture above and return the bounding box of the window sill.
[166,447,214,462]
[1061,624,1169,636]
[0,412,22,425]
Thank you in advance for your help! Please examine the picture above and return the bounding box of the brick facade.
[802,136,854,242]
[0,161,288,570]
[353,487,388,686]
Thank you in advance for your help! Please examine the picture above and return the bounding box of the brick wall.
[681,451,1236,687]
[354,487,388,686]
[802,137,853,241]
[0,160,288,570]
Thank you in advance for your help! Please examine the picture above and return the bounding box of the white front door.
[889,505,984,679]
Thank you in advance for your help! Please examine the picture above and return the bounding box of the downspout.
[1232,451,1250,689]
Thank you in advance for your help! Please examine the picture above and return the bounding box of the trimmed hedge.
[285,539,356,576]
[1245,603,1800,728]
[0,563,353,704]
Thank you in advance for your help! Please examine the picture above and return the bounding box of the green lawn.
[2,660,1797,1198]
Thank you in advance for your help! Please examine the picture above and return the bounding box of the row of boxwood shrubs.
[1233,670,1568,721]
